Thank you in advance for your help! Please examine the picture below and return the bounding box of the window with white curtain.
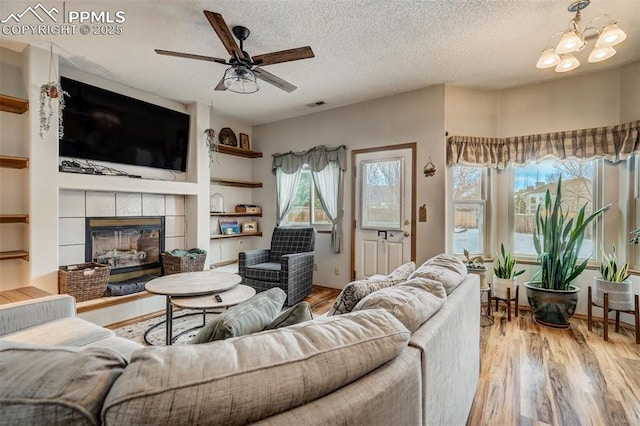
[284,165,331,227]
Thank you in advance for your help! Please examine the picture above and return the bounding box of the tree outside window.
[285,167,330,226]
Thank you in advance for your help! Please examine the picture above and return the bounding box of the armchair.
[239,227,316,306]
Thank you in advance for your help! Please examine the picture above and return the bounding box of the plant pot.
[493,276,516,299]
[524,281,579,329]
[593,276,633,311]
[467,267,488,290]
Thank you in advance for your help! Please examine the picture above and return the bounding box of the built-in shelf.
[217,145,263,158]
[210,177,263,188]
[0,94,29,114]
[0,250,29,261]
[210,212,262,217]
[0,214,29,224]
[0,155,29,169]
[211,232,263,240]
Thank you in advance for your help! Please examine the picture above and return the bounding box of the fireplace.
[86,217,165,277]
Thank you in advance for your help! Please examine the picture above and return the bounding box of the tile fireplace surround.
[59,190,186,269]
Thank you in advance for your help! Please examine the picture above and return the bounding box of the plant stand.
[491,285,519,322]
[480,287,493,327]
[588,286,639,344]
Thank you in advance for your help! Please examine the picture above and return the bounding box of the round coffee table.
[145,270,241,345]
[169,284,256,342]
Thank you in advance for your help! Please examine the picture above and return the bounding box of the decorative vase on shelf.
[210,193,224,213]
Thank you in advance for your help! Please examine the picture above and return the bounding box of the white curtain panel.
[276,168,302,225]
[312,162,343,253]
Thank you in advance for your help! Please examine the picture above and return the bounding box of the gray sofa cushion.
[191,288,286,344]
[353,277,447,332]
[0,341,127,426]
[1,317,114,347]
[409,253,468,294]
[265,301,313,330]
[102,310,410,426]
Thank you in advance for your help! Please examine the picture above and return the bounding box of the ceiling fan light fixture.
[595,23,627,48]
[536,47,561,68]
[588,46,616,63]
[555,53,580,72]
[222,66,259,94]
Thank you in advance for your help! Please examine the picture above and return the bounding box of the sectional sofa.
[0,255,480,425]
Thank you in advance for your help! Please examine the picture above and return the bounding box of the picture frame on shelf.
[219,219,240,235]
[242,221,258,233]
[239,133,250,150]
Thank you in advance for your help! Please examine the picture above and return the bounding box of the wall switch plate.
[334,266,340,275]
[314,263,318,271]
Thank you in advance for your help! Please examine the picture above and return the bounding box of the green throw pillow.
[191,287,286,344]
[265,301,313,330]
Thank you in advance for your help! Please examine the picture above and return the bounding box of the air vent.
[305,100,326,108]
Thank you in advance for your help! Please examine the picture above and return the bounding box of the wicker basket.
[161,253,207,275]
[58,262,111,302]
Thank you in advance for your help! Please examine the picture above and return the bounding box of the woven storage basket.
[161,253,206,275]
[58,262,110,302]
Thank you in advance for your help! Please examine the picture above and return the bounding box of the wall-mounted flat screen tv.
[59,76,190,172]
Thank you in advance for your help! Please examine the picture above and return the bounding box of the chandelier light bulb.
[595,23,627,48]
[555,30,584,54]
[555,53,580,72]
[588,46,616,63]
[536,47,561,68]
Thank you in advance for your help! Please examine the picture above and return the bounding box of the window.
[361,159,403,229]
[285,166,330,226]
[452,166,485,255]
[512,159,596,258]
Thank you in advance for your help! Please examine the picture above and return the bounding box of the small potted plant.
[593,245,633,311]
[464,248,488,289]
[492,243,525,299]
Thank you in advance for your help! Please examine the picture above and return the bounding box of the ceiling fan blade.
[252,46,314,66]
[203,10,242,57]
[253,68,297,93]
[214,76,227,91]
[155,49,227,64]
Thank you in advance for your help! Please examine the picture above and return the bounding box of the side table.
[491,285,519,322]
[480,287,493,327]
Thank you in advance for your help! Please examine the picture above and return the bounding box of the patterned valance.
[272,145,347,174]
[447,120,640,169]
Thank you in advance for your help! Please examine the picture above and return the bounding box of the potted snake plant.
[525,177,611,328]
[593,245,633,310]
[492,243,525,299]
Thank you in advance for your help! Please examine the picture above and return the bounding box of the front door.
[352,144,415,280]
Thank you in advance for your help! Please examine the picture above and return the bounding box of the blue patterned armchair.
[239,227,316,306]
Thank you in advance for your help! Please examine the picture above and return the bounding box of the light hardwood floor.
[468,305,640,425]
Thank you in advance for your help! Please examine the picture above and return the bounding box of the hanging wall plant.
[39,81,68,140]
[204,128,218,163]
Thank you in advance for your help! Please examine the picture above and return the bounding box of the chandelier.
[536,0,627,73]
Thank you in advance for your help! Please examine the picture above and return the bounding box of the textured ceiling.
[1,0,639,125]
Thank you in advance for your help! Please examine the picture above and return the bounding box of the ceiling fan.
[155,10,314,94]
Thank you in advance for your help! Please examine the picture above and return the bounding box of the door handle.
[404,231,410,237]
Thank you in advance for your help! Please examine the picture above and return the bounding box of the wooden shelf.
[217,145,263,158]
[211,232,262,240]
[0,214,29,224]
[211,177,263,188]
[0,94,29,114]
[0,250,29,261]
[0,155,29,169]
[211,212,262,217]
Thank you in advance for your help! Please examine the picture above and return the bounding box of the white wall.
[253,85,446,289]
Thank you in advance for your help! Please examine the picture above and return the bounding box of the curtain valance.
[272,145,347,174]
[447,120,640,169]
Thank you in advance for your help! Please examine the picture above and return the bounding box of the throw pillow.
[409,254,468,295]
[353,277,447,332]
[327,277,406,316]
[265,301,313,330]
[191,288,286,344]
[0,341,127,426]
[387,261,416,280]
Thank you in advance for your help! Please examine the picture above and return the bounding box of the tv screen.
[60,76,190,172]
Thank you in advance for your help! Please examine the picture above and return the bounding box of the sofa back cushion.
[353,277,447,332]
[409,254,467,295]
[0,341,127,426]
[269,226,316,262]
[327,277,406,316]
[102,310,410,426]
[191,288,286,344]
